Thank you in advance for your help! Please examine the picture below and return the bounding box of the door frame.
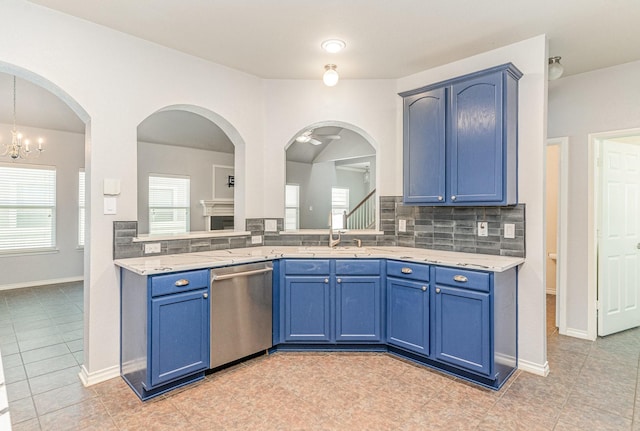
[547,137,569,335]
[588,128,640,339]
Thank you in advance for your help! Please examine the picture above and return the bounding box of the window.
[285,184,299,230]
[149,174,190,235]
[78,170,85,247]
[331,187,349,229]
[0,164,56,252]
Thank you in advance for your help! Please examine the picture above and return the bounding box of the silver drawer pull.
[174,279,190,287]
[453,275,468,283]
[324,278,329,284]
[421,286,427,292]
[401,267,413,274]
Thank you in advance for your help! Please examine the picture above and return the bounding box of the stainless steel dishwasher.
[210,262,273,368]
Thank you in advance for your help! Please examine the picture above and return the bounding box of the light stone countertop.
[114,246,525,276]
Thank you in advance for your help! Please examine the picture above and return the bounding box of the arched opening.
[136,105,245,234]
[0,62,91,427]
[285,121,378,231]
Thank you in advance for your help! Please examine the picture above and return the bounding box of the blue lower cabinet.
[284,276,332,342]
[150,288,210,387]
[386,277,429,356]
[120,268,209,400]
[433,285,491,376]
[335,276,382,342]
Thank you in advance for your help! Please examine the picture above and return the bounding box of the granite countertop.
[114,246,525,276]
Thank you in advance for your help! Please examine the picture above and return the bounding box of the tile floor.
[1,284,640,430]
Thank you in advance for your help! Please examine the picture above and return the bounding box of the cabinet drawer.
[335,259,380,275]
[387,260,429,281]
[435,267,490,292]
[151,269,209,297]
[284,259,330,275]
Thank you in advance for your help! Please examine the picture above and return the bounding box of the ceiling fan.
[295,129,341,145]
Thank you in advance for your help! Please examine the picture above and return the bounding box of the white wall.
[137,141,234,233]
[397,35,549,374]
[0,0,549,381]
[0,0,264,383]
[547,60,640,336]
[0,124,84,289]
[262,79,400,218]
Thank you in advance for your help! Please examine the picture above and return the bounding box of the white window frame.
[0,163,57,253]
[285,184,300,230]
[148,174,190,235]
[331,187,349,229]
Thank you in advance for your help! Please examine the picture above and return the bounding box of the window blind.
[78,170,85,246]
[0,164,56,252]
[149,174,190,235]
[285,184,299,230]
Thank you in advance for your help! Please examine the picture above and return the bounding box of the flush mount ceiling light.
[321,39,346,54]
[323,64,339,87]
[548,56,564,80]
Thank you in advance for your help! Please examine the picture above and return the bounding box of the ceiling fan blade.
[309,138,323,145]
[314,134,341,140]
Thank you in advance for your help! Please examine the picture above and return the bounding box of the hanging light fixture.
[321,39,346,54]
[548,56,564,80]
[323,64,339,87]
[363,166,370,184]
[1,76,45,160]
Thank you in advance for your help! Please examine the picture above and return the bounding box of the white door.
[598,139,640,336]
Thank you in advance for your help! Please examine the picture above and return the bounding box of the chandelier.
[1,76,44,160]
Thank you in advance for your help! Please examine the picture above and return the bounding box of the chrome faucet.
[328,212,341,247]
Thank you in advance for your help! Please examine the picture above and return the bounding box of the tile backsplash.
[113,197,525,259]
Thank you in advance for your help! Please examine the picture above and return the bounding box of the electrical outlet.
[265,219,277,232]
[251,235,262,245]
[398,219,407,233]
[504,223,516,239]
[144,243,161,254]
[477,222,488,237]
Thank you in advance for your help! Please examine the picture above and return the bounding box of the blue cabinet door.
[284,276,332,342]
[150,288,209,387]
[434,285,491,376]
[403,88,446,204]
[386,277,429,355]
[449,72,504,204]
[335,276,382,342]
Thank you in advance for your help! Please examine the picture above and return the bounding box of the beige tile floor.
[2,284,640,430]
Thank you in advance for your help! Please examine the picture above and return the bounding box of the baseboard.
[518,358,549,377]
[562,327,593,340]
[79,364,120,387]
[0,276,83,291]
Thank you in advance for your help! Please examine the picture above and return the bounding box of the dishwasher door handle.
[212,267,273,281]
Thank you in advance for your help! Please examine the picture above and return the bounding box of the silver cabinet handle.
[203,293,208,299]
[401,267,413,274]
[451,195,457,201]
[421,286,427,292]
[175,279,190,287]
[324,278,329,283]
[453,275,468,283]
[437,196,443,201]
[435,288,441,294]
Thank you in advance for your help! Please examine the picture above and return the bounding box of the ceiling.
[26,0,640,79]
[286,127,375,165]
[4,1,640,146]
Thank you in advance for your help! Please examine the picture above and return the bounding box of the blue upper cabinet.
[403,88,446,203]
[400,63,522,206]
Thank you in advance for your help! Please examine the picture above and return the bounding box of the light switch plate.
[144,243,161,254]
[398,219,407,233]
[504,223,516,239]
[104,197,117,215]
[265,219,277,232]
[478,221,488,237]
[251,235,262,245]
